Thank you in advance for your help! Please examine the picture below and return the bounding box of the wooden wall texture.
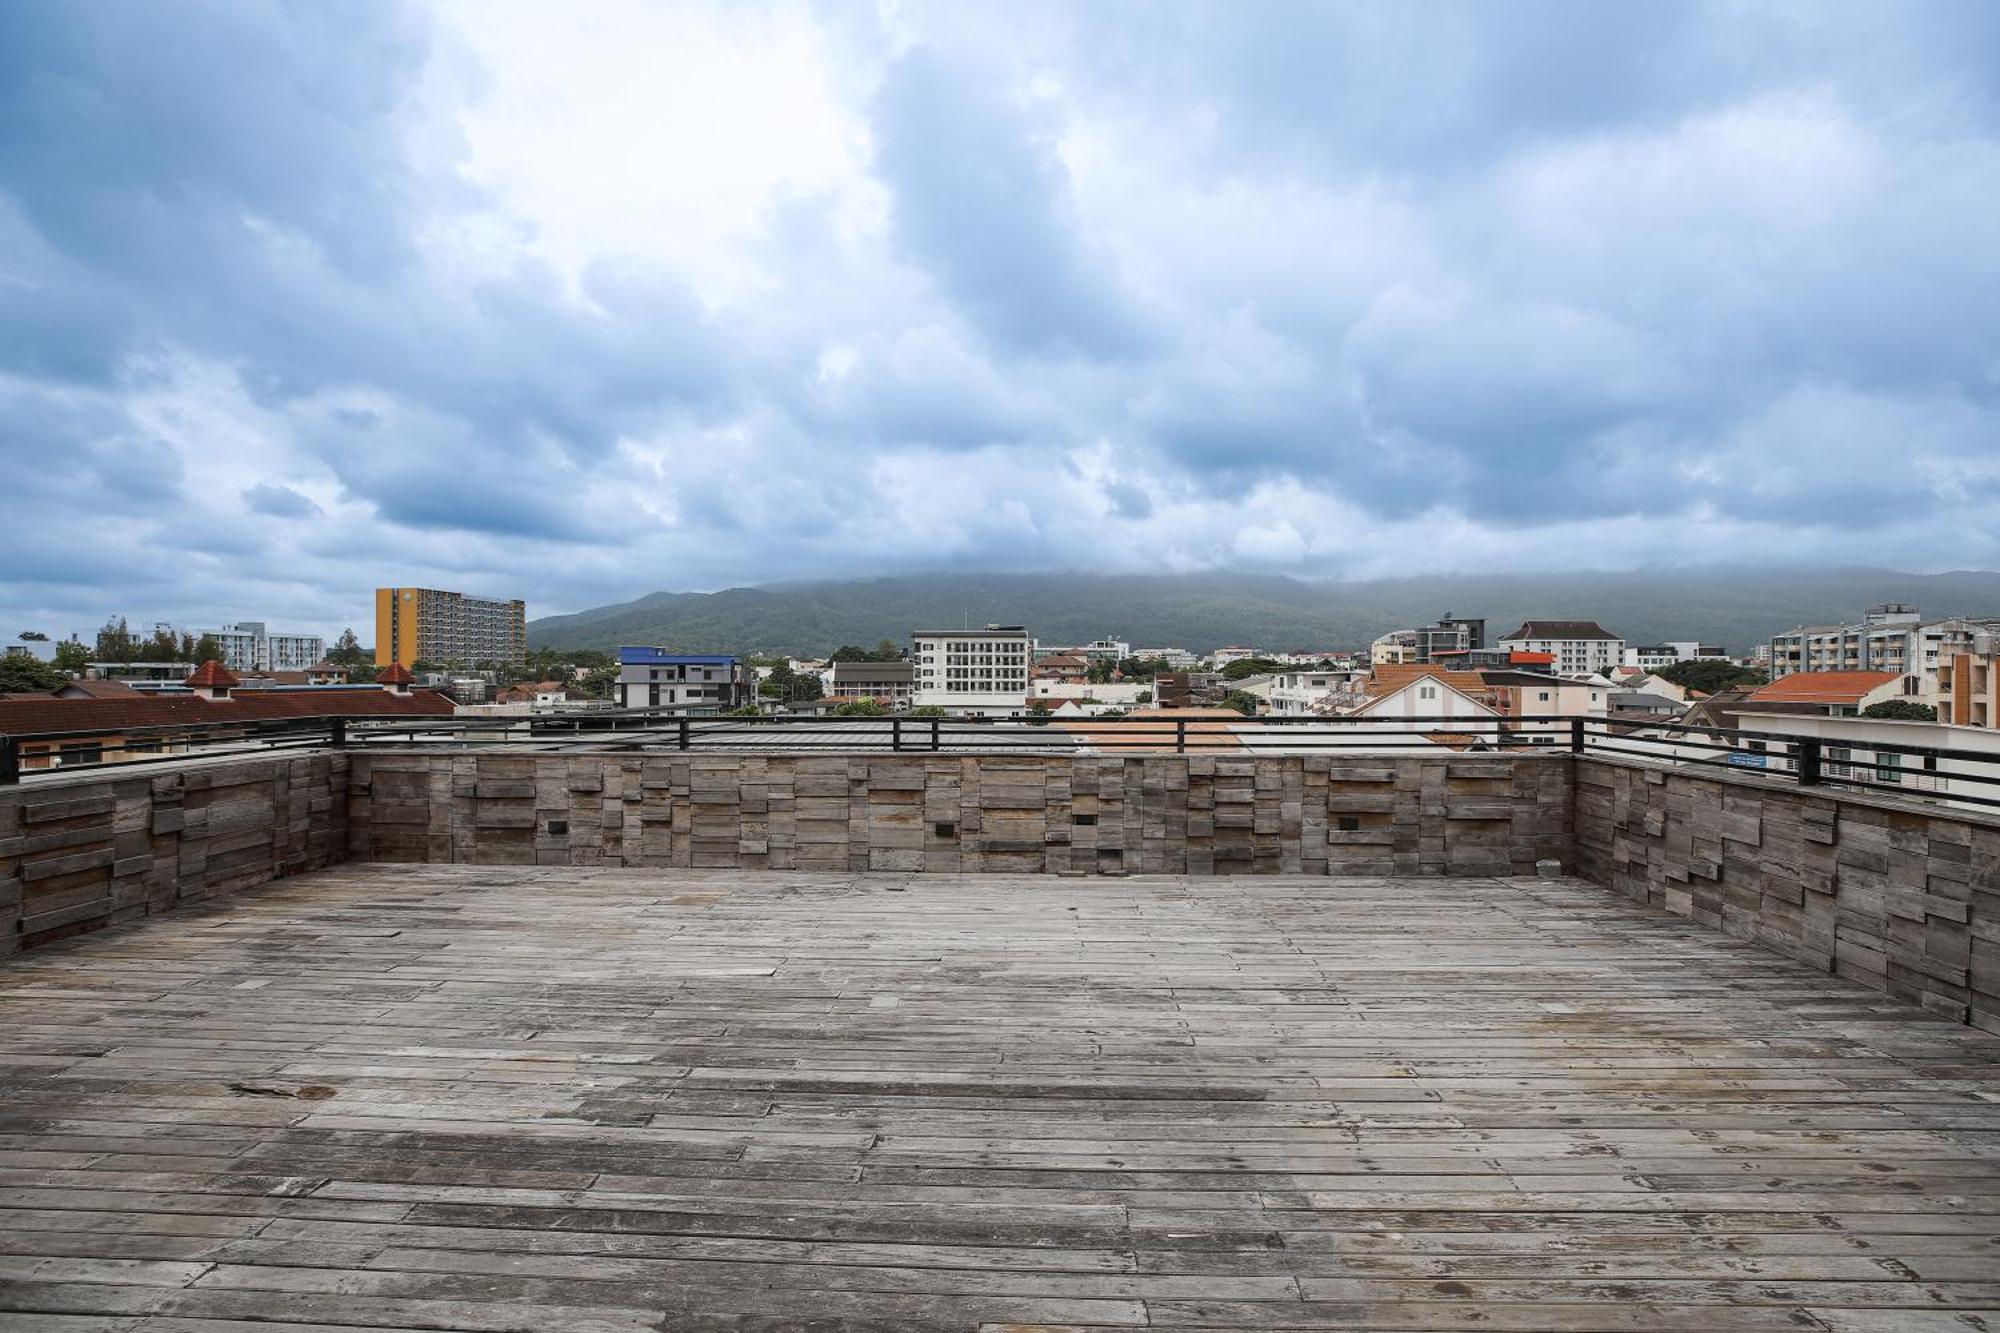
[346,751,1573,879]
[1574,757,2000,1034]
[0,754,348,955]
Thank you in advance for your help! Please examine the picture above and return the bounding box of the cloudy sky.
[3,1,1997,641]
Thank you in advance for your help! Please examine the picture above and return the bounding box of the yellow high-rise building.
[374,587,527,668]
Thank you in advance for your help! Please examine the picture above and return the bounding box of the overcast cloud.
[2,0,1996,639]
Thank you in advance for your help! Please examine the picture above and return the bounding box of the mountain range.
[526,568,2000,658]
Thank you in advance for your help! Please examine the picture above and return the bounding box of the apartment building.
[1131,647,1198,669]
[197,621,325,674]
[1623,642,1726,670]
[1939,631,2000,729]
[1081,638,1130,664]
[1209,646,1259,668]
[1413,614,1486,663]
[375,587,527,668]
[1496,620,1625,675]
[911,625,1032,714]
[1769,605,2000,699]
[615,647,753,711]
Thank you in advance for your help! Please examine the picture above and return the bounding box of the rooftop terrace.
[3,862,1999,1329]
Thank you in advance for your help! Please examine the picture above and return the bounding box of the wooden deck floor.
[2,866,1999,1332]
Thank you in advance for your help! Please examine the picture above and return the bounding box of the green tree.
[723,704,765,717]
[17,630,48,641]
[1024,698,1054,727]
[1861,699,1937,722]
[94,616,137,663]
[0,654,62,692]
[907,705,946,718]
[1221,690,1260,715]
[53,640,88,675]
[326,628,371,666]
[190,634,222,665]
[1654,659,1766,694]
[832,698,885,716]
[1221,657,1284,680]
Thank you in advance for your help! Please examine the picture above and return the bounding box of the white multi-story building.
[1622,642,1726,670]
[1768,605,2000,701]
[1267,669,1357,716]
[911,625,1032,714]
[1496,620,1625,676]
[1080,637,1130,664]
[189,621,326,674]
[1209,646,1260,668]
[1131,647,1198,669]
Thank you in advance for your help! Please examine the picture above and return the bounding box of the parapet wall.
[347,750,1573,878]
[10,746,1996,1040]
[0,753,349,956]
[1574,756,2000,1034]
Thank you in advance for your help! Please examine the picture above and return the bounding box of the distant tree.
[17,630,48,641]
[1118,656,1174,680]
[1221,690,1260,716]
[872,639,904,661]
[191,634,222,665]
[830,642,905,663]
[907,705,946,718]
[1221,657,1284,681]
[832,698,885,716]
[0,654,62,692]
[1654,659,1766,694]
[1861,699,1937,722]
[137,626,181,662]
[1097,708,1128,719]
[94,616,137,663]
[53,640,88,675]
[1136,690,1152,704]
[723,704,765,717]
[326,628,371,666]
[1024,698,1054,727]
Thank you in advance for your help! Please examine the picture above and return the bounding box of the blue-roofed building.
[616,647,753,712]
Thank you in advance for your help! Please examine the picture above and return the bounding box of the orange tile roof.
[1748,671,1900,705]
[184,660,240,688]
[0,688,456,738]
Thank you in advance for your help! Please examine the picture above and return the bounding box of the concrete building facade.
[375,587,526,668]
[911,625,1032,714]
[615,647,753,712]
[1497,620,1625,676]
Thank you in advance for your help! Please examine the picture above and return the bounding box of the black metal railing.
[3,708,1998,812]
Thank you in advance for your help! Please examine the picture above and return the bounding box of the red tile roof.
[1748,671,1900,705]
[184,660,241,688]
[0,688,456,739]
[376,662,415,685]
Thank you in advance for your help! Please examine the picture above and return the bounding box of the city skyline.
[5,2,1998,637]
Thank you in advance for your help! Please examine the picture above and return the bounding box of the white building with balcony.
[911,625,1033,715]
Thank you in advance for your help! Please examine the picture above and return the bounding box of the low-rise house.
[830,660,915,709]
[1030,652,1090,683]
[495,680,570,706]
[1267,669,1352,716]
[1743,670,1918,718]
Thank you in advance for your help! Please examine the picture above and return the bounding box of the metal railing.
[4,708,1998,812]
